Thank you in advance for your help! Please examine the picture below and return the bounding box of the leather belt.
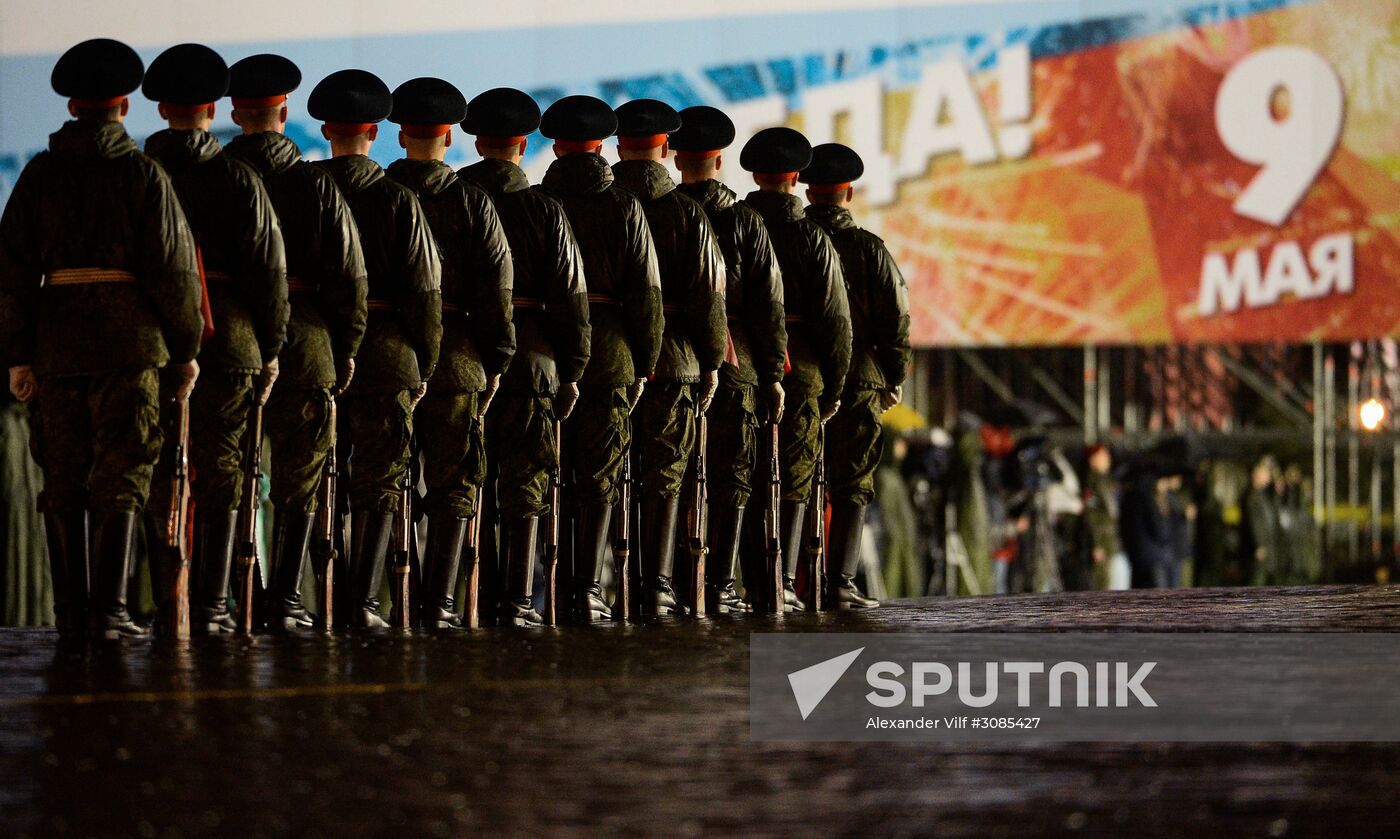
[662,303,683,315]
[784,314,805,324]
[512,296,545,310]
[442,302,470,315]
[204,270,233,283]
[366,299,396,311]
[286,277,318,293]
[586,293,620,306]
[46,268,136,286]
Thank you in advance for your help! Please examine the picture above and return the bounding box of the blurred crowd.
[858,410,1324,600]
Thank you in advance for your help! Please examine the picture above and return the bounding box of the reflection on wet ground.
[1,585,1398,837]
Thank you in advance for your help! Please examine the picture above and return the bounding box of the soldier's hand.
[880,385,903,412]
[256,357,280,406]
[478,374,501,419]
[819,398,841,424]
[334,357,356,397]
[628,378,646,413]
[410,381,428,410]
[765,381,786,425]
[8,365,37,403]
[555,382,580,420]
[172,360,200,402]
[697,369,719,416]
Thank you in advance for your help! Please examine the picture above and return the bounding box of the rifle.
[163,397,193,637]
[235,403,265,634]
[806,424,826,611]
[311,399,338,630]
[390,472,413,629]
[612,428,633,621]
[765,422,784,615]
[462,485,481,629]
[686,414,708,616]
[542,420,562,625]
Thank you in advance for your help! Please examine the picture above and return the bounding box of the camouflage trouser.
[486,393,558,519]
[771,392,821,503]
[825,388,884,507]
[264,385,335,514]
[30,369,161,513]
[340,389,413,513]
[563,385,631,506]
[706,381,759,510]
[635,381,696,500]
[416,389,484,519]
[149,369,253,514]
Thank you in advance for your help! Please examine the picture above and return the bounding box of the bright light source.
[1360,398,1386,432]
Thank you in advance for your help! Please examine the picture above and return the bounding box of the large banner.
[1,0,1397,346]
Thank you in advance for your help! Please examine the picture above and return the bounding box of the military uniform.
[224,54,368,629]
[739,128,852,609]
[142,44,291,633]
[538,96,663,620]
[387,78,515,629]
[308,69,443,627]
[0,39,205,637]
[611,99,726,616]
[672,106,787,613]
[801,143,908,608]
[459,87,591,627]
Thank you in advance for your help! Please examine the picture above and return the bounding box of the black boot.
[349,511,393,628]
[780,500,806,612]
[641,496,682,617]
[500,517,542,626]
[421,516,469,630]
[705,505,750,614]
[194,510,239,634]
[44,510,89,636]
[827,502,878,608]
[267,510,315,631]
[574,502,613,622]
[89,511,146,638]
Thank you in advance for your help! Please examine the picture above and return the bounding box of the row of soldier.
[0,39,911,638]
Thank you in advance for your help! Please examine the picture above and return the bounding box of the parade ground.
[1,586,1397,838]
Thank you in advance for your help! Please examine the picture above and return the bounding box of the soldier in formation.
[4,40,907,637]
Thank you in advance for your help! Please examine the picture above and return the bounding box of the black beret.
[800,142,865,185]
[142,43,229,105]
[614,98,681,137]
[539,95,617,141]
[227,54,301,100]
[670,106,736,152]
[390,77,467,125]
[739,126,813,173]
[307,69,392,123]
[461,87,541,137]
[51,38,143,101]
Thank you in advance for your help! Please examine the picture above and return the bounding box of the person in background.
[1165,473,1195,587]
[1082,445,1123,591]
[1241,455,1281,586]
[1120,464,1174,588]
[1191,460,1227,587]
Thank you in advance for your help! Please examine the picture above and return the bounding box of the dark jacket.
[741,190,851,400]
[804,203,909,392]
[387,158,514,394]
[540,153,662,388]
[145,128,288,373]
[458,158,590,396]
[676,178,786,388]
[315,155,441,393]
[223,131,367,388]
[1120,474,1173,586]
[612,160,725,384]
[0,120,203,377]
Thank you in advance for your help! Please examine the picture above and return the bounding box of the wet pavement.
[1,585,1398,838]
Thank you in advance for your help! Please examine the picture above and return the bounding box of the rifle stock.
[391,475,412,629]
[164,397,192,637]
[807,424,826,611]
[765,421,783,615]
[612,430,632,622]
[312,399,338,630]
[463,492,481,630]
[236,403,264,635]
[687,414,708,616]
[542,420,562,625]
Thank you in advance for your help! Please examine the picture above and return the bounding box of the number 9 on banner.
[1215,46,1344,227]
